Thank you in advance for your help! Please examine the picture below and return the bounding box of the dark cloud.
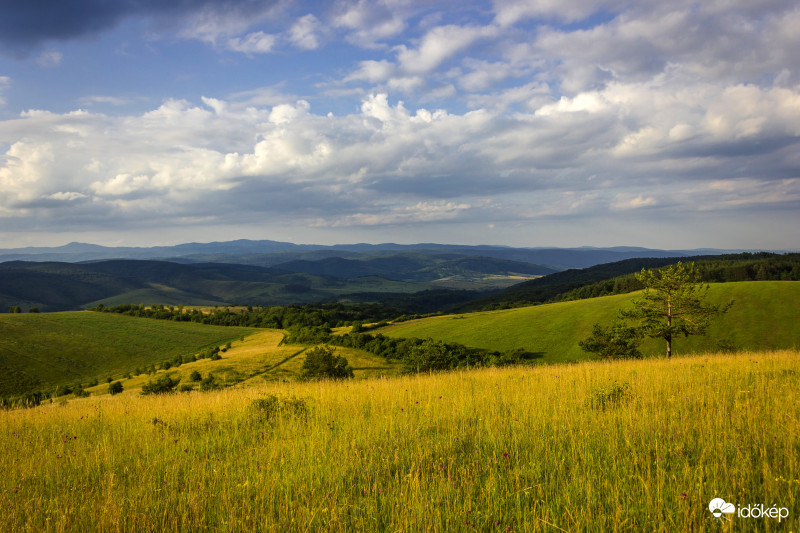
[0,0,275,52]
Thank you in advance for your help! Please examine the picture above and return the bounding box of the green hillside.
[0,312,256,397]
[377,281,800,361]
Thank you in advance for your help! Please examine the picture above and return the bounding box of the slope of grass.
[377,281,800,361]
[0,312,257,397]
[1,350,797,531]
[88,330,402,396]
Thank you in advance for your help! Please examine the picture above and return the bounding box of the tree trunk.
[666,307,672,358]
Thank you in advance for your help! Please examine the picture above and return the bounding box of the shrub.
[579,322,643,359]
[589,381,633,411]
[179,384,194,393]
[53,384,73,397]
[200,375,222,391]
[189,370,202,382]
[300,346,353,380]
[141,374,181,395]
[248,394,309,420]
[108,381,123,395]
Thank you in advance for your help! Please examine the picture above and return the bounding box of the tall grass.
[1,350,798,531]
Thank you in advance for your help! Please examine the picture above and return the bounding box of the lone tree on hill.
[621,262,732,358]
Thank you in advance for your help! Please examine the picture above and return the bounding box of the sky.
[0,0,798,250]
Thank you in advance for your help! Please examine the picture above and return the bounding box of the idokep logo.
[709,498,735,522]
[709,498,791,524]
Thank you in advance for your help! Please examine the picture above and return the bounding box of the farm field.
[1,349,798,531]
[376,281,800,361]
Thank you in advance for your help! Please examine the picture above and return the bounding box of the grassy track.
[0,312,257,396]
[1,350,798,531]
[377,281,800,361]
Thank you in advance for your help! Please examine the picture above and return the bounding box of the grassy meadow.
[0,312,257,397]
[2,349,798,532]
[84,329,402,396]
[377,281,800,361]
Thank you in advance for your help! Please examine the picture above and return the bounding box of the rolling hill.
[0,312,255,397]
[0,260,438,312]
[377,281,800,362]
[0,311,401,399]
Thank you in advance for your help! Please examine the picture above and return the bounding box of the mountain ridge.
[0,239,769,270]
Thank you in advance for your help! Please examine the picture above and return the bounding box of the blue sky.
[0,0,798,249]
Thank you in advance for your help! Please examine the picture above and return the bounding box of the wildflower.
[503,453,509,458]
[681,492,687,499]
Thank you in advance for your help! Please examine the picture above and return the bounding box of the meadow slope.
[377,281,800,361]
[1,350,798,531]
[0,312,257,397]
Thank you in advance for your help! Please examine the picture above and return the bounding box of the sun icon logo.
[709,498,736,522]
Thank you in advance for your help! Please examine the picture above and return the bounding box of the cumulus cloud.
[396,24,498,75]
[1,76,798,241]
[332,0,409,48]
[289,14,323,50]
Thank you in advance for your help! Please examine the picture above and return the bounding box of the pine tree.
[622,262,731,357]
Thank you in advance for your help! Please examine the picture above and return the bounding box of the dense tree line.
[92,302,406,329]
[557,253,799,303]
[471,253,800,310]
[284,327,541,373]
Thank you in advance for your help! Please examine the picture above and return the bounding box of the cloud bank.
[0,0,798,248]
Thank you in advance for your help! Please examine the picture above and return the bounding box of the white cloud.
[332,0,408,48]
[345,60,397,84]
[458,59,528,92]
[325,200,471,227]
[492,0,632,26]
[79,95,136,107]
[289,14,323,50]
[396,24,498,74]
[177,2,287,46]
[226,31,278,54]
[45,191,88,202]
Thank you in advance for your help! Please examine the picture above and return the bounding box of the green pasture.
[377,282,800,361]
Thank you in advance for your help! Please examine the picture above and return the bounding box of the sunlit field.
[2,350,798,532]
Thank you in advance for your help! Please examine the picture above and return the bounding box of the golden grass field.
[2,348,798,532]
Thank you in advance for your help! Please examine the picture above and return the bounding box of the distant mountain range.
[0,239,754,269]
[2,239,785,313]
